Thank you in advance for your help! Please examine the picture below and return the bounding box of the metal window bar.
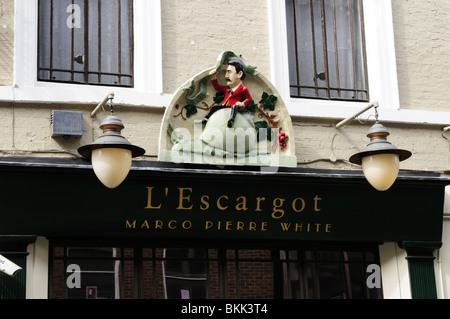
[287,0,368,101]
[319,0,330,99]
[70,0,75,82]
[309,0,319,98]
[97,0,101,84]
[291,0,301,98]
[331,0,341,98]
[118,0,122,84]
[358,0,369,101]
[349,0,357,99]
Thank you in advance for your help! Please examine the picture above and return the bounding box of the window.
[38,0,134,87]
[268,0,401,118]
[285,0,368,101]
[51,247,130,299]
[164,249,208,299]
[11,0,165,106]
[279,248,381,298]
[50,244,383,299]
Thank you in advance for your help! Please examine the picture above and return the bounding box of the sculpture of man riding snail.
[195,59,252,128]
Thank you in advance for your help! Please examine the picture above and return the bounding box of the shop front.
[0,158,446,299]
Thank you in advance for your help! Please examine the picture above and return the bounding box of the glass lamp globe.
[361,153,400,191]
[349,122,411,191]
[78,112,145,188]
[91,148,132,189]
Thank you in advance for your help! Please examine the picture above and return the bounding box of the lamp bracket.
[335,101,379,129]
[91,92,115,117]
[374,104,379,122]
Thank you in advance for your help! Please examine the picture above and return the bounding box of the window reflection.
[163,249,207,299]
[51,245,382,299]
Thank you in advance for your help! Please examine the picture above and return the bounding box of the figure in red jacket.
[199,59,252,128]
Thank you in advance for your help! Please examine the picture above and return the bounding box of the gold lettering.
[292,197,305,213]
[126,220,136,229]
[141,220,150,229]
[182,220,192,229]
[202,221,269,231]
[272,198,285,219]
[255,197,265,211]
[155,220,163,229]
[278,222,332,233]
[177,188,193,210]
[314,195,322,212]
[217,195,229,210]
[168,220,177,229]
[200,195,210,210]
[235,196,248,211]
[145,187,162,209]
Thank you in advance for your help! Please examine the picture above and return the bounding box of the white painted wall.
[26,236,49,299]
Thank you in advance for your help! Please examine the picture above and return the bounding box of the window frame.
[285,0,369,103]
[37,0,135,88]
[12,0,169,107]
[269,0,401,119]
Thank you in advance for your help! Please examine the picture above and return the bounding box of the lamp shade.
[349,122,411,191]
[78,113,146,188]
[361,153,399,191]
[91,148,132,188]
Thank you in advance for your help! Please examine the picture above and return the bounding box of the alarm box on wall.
[51,110,83,138]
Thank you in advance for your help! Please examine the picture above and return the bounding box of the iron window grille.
[285,0,369,101]
[37,0,134,87]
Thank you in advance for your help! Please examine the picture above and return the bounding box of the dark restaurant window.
[50,243,383,299]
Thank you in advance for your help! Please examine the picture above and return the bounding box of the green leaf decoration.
[246,100,257,114]
[213,92,225,104]
[255,121,273,142]
[259,92,277,111]
[254,121,268,129]
[184,104,198,118]
[245,65,259,77]
[214,51,259,76]
[183,75,211,106]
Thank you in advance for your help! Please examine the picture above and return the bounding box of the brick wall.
[227,250,274,299]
